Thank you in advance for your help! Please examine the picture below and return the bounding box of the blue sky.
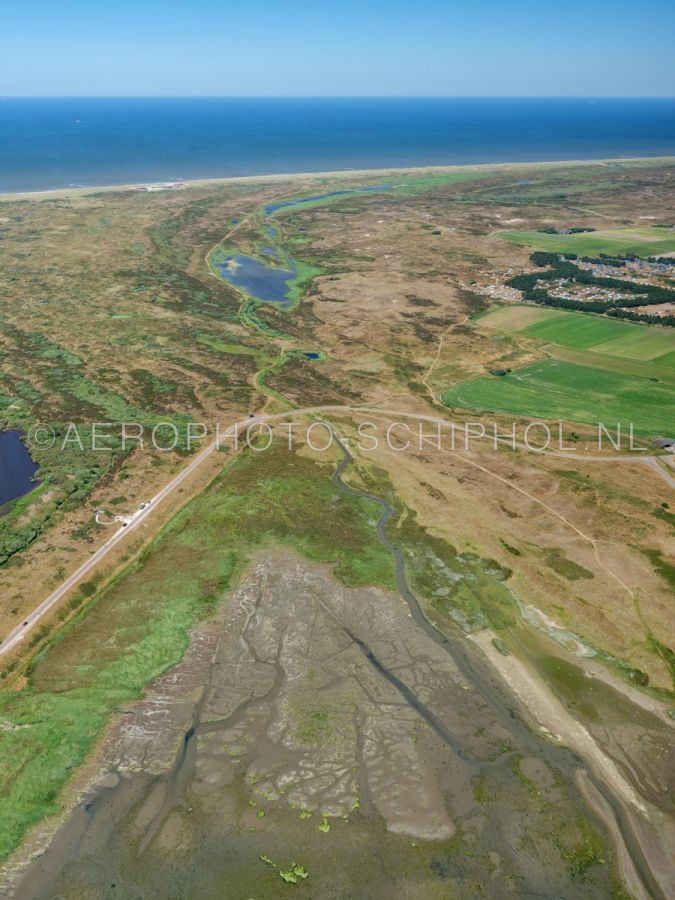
[2,0,674,96]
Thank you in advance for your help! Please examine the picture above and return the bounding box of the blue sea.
[1,97,674,193]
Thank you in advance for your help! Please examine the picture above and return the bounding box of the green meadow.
[478,305,675,366]
[522,314,639,349]
[498,226,675,258]
[442,358,675,435]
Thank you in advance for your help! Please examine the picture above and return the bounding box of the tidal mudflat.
[10,552,621,899]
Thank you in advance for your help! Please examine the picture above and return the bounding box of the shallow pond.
[0,430,40,507]
[214,255,296,306]
[264,184,392,215]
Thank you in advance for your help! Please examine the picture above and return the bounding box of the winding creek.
[211,183,394,308]
[263,184,393,216]
[329,432,665,900]
[6,434,668,898]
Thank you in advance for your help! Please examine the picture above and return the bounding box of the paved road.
[338,405,675,488]
[0,417,258,656]
[2,405,671,656]
[0,409,311,656]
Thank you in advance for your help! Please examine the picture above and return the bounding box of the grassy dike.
[0,445,397,864]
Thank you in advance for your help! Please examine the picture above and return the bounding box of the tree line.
[506,253,675,327]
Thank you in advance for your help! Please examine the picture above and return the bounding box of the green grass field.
[653,349,675,368]
[545,345,675,385]
[478,305,675,367]
[590,330,675,361]
[498,226,675,257]
[521,315,636,349]
[442,358,675,435]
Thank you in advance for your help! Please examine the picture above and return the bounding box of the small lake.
[0,430,40,507]
[214,255,296,306]
[264,184,392,216]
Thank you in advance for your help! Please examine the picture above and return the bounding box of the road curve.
[1,404,671,656]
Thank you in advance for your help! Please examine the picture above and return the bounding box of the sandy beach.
[2,155,675,203]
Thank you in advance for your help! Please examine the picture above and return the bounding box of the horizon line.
[2,94,675,100]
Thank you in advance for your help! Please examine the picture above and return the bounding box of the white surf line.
[1,404,669,656]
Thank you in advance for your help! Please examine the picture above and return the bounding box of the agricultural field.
[477,305,675,364]
[498,225,675,257]
[441,358,675,435]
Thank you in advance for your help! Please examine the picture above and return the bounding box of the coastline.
[2,154,674,202]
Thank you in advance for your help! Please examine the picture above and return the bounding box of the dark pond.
[264,184,392,215]
[0,430,40,507]
[302,351,321,360]
[214,255,296,305]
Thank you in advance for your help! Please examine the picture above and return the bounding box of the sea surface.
[1,97,674,193]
